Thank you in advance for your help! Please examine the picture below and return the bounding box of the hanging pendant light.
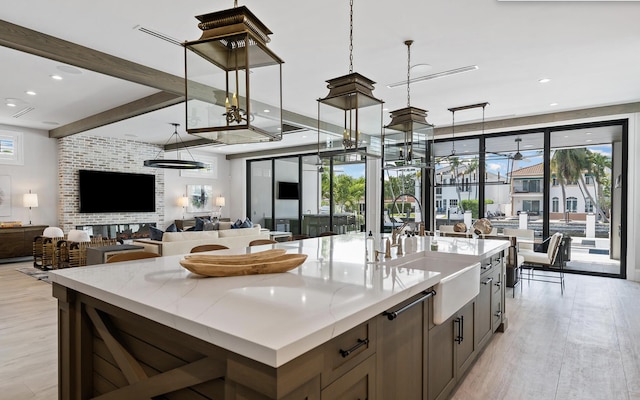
[446,102,489,157]
[144,123,206,169]
[513,138,523,160]
[183,1,284,145]
[383,40,434,170]
[317,0,383,157]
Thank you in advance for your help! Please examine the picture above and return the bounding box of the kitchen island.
[50,234,509,399]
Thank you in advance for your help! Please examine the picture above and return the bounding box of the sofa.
[133,225,269,256]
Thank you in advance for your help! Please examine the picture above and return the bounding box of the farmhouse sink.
[432,262,480,325]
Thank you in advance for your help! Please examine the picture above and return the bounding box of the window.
[515,179,542,193]
[552,176,559,186]
[585,198,594,213]
[449,199,458,207]
[435,187,442,195]
[585,175,594,185]
[0,131,24,165]
[566,197,578,213]
[552,197,559,213]
[522,200,540,214]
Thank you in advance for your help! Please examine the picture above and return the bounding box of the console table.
[0,225,47,259]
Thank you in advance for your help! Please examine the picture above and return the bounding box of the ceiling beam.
[0,19,185,94]
[49,91,184,138]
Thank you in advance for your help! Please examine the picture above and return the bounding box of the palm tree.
[448,156,465,212]
[551,148,607,222]
[587,151,611,222]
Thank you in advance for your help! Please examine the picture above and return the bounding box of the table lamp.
[23,190,38,225]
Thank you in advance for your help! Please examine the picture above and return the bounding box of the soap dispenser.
[366,231,375,262]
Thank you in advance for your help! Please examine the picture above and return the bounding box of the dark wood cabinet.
[377,291,429,400]
[0,225,47,259]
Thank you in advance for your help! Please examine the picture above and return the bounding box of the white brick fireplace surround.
[57,134,165,234]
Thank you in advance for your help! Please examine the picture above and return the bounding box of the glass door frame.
[426,118,628,278]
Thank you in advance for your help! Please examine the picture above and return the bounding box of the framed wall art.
[0,175,11,216]
[186,184,213,213]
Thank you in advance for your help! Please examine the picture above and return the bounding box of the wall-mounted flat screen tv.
[277,181,300,200]
[79,170,155,213]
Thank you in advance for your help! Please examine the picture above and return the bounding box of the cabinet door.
[455,301,476,377]
[321,354,376,400]
[427,314,456,400]
[378,295,424,400]
[475,273,493,349]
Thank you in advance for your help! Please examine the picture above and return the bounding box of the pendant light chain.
[406,41,412,108]
[349,0,354,74]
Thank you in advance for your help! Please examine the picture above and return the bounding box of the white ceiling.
[1,0,639,156]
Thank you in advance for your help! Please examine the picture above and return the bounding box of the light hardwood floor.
[2,261,640,399]
[0,262,57,400]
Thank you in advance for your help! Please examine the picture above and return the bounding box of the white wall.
[0,125,58,227]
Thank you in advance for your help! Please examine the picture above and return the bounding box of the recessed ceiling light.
[25,90,36,96]
[585,132,592,135]
[538,78,551,84]
[42,121,60,126]
[263,109,270,113]
[550,102,558,107]
[586,139,593,143]
[5,98,18,107]
[50,74,63,80]
[6,102,16,107]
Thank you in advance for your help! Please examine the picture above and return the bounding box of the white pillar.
[519,212,528,229]
[586,213,596,238]
[464,211,473,231]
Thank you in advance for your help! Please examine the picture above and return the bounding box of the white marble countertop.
[49,234,508,368]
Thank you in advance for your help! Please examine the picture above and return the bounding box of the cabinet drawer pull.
[494,280,501,288]
[494,310,502,317]
[339,338,369,358]
[383,289,436,321]
[482,277,493,285]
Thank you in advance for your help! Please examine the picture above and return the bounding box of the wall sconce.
[215,196,226,218]
[178,196,189,219]
[23,190,38,225]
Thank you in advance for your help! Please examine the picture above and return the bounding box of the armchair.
[519,232,565,294]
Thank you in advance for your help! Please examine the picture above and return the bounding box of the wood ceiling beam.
[0,19,185,95]
[49,92,183,139]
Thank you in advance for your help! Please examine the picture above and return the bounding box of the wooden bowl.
[180,250,307,277]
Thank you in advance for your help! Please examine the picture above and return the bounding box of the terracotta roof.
[511,162,543,177]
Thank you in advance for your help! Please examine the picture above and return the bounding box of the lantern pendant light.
[317,0,383,158]
[183,1,284,145]
[383,40,435,170]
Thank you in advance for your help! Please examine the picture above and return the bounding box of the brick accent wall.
[58,135,165,233]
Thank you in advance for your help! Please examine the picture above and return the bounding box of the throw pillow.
[149,223,180,241]
[203,221,216,231]
[166,223,178,232]
[149,226,164,241]
[240,218,253,229]
[194,217,206,231]
[233,218,244,229]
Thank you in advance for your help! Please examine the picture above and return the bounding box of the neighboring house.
[435,165,510,218]
[510,162,600,221]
